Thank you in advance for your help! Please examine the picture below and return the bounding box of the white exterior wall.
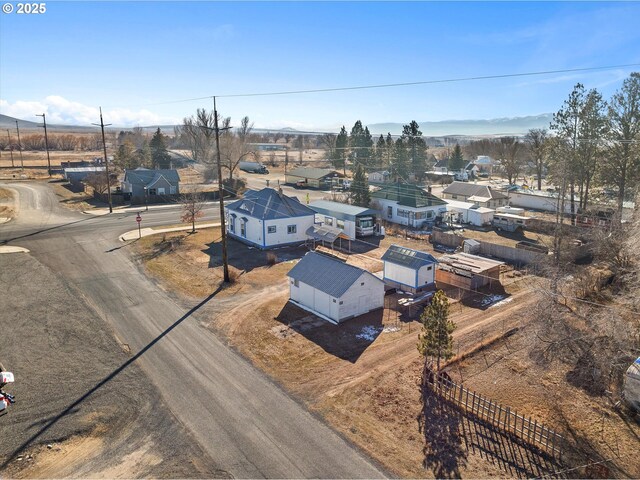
[417,264,436,286]
[384,262,435,290]
[467,208,494,226]
[384,262,419,289]
[375,198,446,226]
[508,191,578,214]
[264,215,315,247]
[337,273,384,321]
[226,209,314,248]
[289,272,383,323]
[314,214,356,240]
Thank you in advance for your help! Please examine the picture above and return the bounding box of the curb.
[119,223,222,242]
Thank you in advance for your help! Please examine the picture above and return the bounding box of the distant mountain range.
[366,114,553,137]
[0,113,553,137]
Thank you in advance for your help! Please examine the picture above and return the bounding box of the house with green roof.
[371,183,447,228]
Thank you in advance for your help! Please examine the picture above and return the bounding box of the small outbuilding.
[287,251,385,324]
[436,252,504,290]
[382,245,438,294]
[309,200,378,239]
[444,199,495,227]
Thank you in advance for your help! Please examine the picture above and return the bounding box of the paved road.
[0,181,385,479]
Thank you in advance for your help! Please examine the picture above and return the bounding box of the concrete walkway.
[85,201,231,216]
[0,245,30,254]
[119,223,221,242]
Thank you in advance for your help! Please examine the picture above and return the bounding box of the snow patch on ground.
[480,294,513,308]
[382,325,401,333]
[356,326,382,341]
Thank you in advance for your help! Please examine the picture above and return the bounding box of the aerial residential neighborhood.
[1,1,640,479]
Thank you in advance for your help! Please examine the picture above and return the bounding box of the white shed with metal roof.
[287,251,384,324]
[382,245,438,294]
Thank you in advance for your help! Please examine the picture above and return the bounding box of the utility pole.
[15,120,24,171]
[6,130,15,168]
[213,96,230,283]
[36,113,52,176]
[92,107,113,213]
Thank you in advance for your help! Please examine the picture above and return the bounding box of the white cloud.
[0,96,180,127]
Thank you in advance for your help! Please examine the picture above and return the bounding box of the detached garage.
[287,251,384,324]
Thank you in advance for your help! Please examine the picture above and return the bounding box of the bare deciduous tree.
[524,129,549,190]
[180,190,207,233]
[493,136,523,185]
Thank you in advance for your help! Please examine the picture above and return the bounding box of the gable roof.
[226,188,315,220]
[434,159,449,169]
[442,182,508,200]
[124,168,180,186]
[371,183,446,208]
[287,167,344,180]
[288,251,381,298]
[382,244,438,269]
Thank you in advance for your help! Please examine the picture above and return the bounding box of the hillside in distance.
[367,114,553,136]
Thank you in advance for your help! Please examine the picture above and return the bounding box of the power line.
[131,63,640,106]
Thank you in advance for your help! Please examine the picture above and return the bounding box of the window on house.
[337,220,345,229]
[415,212,426,220]
[267,225,276,234]
[427,211,434,219]
[157,187,165,195]
[361,282,365,286]
[451,194,457,199]
[387,206,393,218]
[229,219,235,233]
[325,216,333,226]
[240,221,246,237]
[287,225,297,234]
[170,186,177,194]
[293,279,299,287]
[148,188,157,195]
[397,209,410,218]
[427,266,432,271]
[339,301,344,305]
[332,299,336,303]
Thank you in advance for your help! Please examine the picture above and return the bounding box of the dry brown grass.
[0,150,102,168]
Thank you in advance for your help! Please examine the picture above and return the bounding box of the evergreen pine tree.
[390,138,409,181]
[450,143,465,171]
[351,163,370,207]
[334,126,348,174]
[402,120,428,180]
[375,134,386,168]
[417,290,455,372]
[150,128,171,169]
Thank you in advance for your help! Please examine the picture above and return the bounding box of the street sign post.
[136,213,142,239]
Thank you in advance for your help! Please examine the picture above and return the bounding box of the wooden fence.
[423,364,563,459]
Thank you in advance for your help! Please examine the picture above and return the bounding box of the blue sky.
[1,1,639,130]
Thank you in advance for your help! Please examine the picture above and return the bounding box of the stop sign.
[136,214,142,223]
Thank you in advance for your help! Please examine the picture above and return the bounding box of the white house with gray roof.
[382,245,438,294]
[224,188,316,249]
[287,251,384,324]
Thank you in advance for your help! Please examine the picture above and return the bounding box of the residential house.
[474,155,495,175]
[287,251,384,324]
[382,245,437,294]
[368,170,391,184]
[371,183,447,228]
[309,200,378,239]
[433,159,449,173]
[441,182,508,208]
[224,188,315,249]
[285,167,345,189]
[121,168,180,202]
